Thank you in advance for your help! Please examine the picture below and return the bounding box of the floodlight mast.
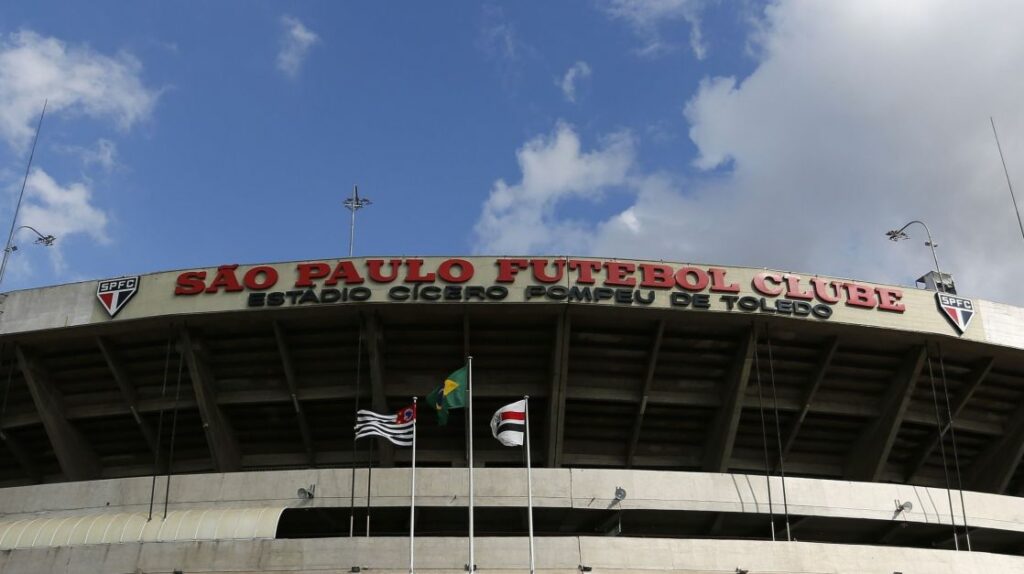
[0,101,55,288]
[344,185,372,257]
[886,220,946,292]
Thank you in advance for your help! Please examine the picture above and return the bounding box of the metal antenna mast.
[344,185,372,257]
[990,117,1024,243]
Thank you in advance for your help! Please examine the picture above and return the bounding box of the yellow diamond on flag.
[443,378,460,396]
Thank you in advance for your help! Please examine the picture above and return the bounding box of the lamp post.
[343,185,372,257]
[0,226,57,286]
[885,220,947,292]
[0,100,50,288]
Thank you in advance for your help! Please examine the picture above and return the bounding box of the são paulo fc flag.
[490,399,526,447]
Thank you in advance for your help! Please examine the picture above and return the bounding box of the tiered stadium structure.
[0,256,1022,573]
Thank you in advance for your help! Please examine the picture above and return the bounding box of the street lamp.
[0,225,57,285]
[13,226,56,248]
[886,220,952,293]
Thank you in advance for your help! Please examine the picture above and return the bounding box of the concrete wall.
[0,469,1022,573]
[0,535,1022,574]
[0,256,1006,348]
[0,468,1020,536]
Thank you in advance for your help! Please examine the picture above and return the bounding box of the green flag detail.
[426,366,468,425]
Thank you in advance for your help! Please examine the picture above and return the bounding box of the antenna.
[344,185,372,257]
[990,117,1024,243]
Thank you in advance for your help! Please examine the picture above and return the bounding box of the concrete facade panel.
[0,256,1005,347]
[0,536,1020,574]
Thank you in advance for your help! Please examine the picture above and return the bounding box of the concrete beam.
[547,313,570,468]
[15,346,101,481]
[96,337,159,456]
[703,328,756,473]
[178,329,242,472]
[845,346,926,482]
[905,357,993,482]
[626,319,666,468]
[364,313,394,467]
[780,336,839,461]
[272,322,316,467]
[968,398,1024,493]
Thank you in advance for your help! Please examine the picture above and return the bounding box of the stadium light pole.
[0,226,57,286]
[0,100,51,288]
[885,220,946,292]
[344,185,372,257]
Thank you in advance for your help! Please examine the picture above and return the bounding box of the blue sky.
[3,1,1024,304]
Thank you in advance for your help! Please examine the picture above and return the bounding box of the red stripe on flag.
[501,411,525,421]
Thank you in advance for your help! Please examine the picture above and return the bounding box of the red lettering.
[367,259,402,283]
[205,265,243,293]
[404,259,436,283]
[811,278,841,304]
[244,266,278,290]
[531,259,565,283]
[876,286,906,313]
[674,267,709,292]
[708,267,740,293]
[496,259,529,283]
[638,264,674,288]
[752,272,784,296]
[438,259,474,283]
[842,282,877,308]
[295,262,330,287]
[568,259,603,284]
[325,261,365,285]
[175,271,207,295]
[603,262,636,287]
[784,275,815,300]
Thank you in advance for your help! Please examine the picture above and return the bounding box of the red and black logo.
[97,276,140,318]
[936,292,974,335]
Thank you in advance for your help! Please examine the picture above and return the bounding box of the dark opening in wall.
[275,506,1024,557]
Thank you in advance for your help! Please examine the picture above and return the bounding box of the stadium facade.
[0,256,1022,573]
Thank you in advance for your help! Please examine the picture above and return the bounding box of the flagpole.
[366,440,374,537]
[524,395,535,574]
[468,356,475,572]
[350,330,364,537]
[410,396,417,574]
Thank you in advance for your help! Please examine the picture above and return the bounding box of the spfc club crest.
[936,292,974,335]
[96,276,140,318]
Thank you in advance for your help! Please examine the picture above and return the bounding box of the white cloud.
[56,138,118,171]
[0,30,158,150]
[20,168,108,242]
[605,0,707,59]
[479,5,520,62]
[476,0,1024,305]
[559,61,592,103]
[277,16,319,78]
[83,139,118,171]
[10,168,108,274]
[475,122,634,254]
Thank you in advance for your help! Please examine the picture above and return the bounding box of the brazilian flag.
[426,366,468,425]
